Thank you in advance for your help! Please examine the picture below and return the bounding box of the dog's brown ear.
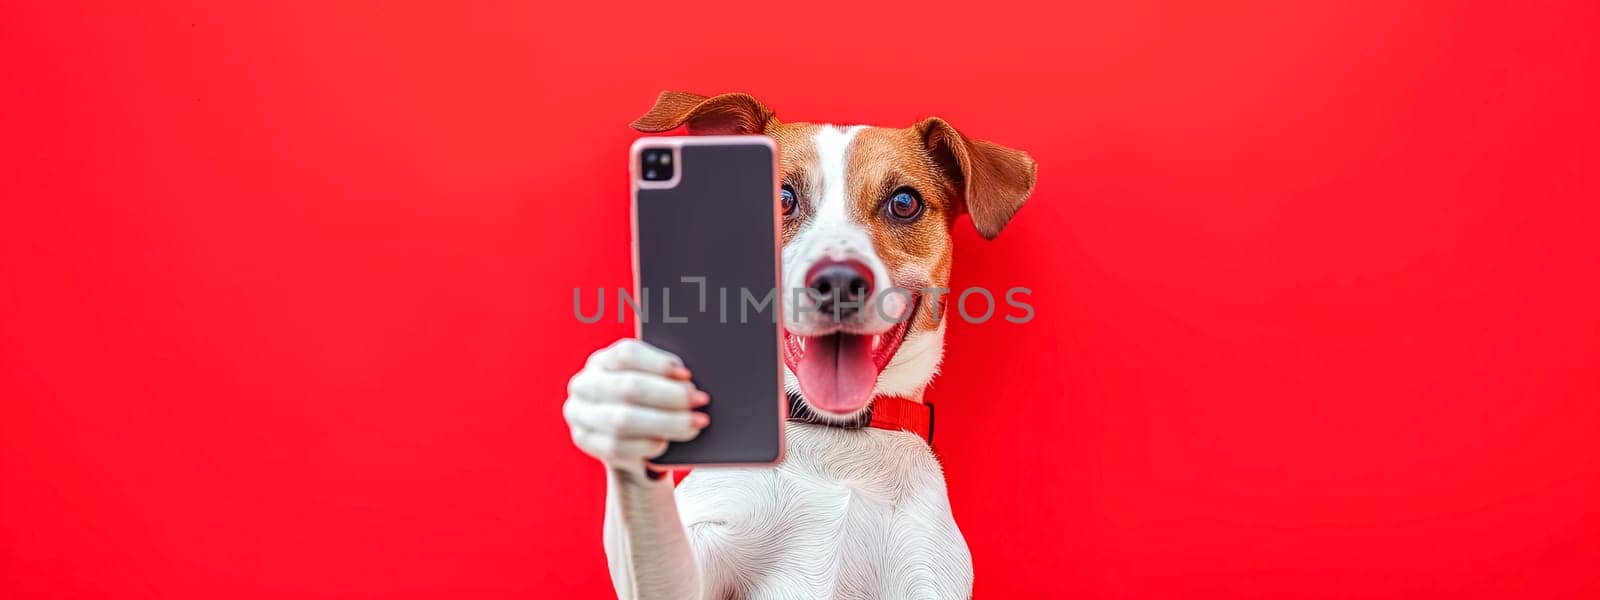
[631,91,778,135]
[918,118,1037,240]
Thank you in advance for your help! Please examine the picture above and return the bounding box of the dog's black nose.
[806,260,873,318]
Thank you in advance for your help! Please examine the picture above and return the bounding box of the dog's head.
[632,91,1036,423]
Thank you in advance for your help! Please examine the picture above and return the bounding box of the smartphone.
[630,135,785,467]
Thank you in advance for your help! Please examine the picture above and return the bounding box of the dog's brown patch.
[766,123,822,246]
[845,127,956,332]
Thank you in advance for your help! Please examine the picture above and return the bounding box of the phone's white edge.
[628,134,788,470]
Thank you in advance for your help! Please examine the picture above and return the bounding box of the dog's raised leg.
[603,468,702,599]
[564,339,713,599]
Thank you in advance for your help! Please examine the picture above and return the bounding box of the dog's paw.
[563,338,709,476]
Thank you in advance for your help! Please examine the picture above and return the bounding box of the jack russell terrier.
[563,90,1037,599]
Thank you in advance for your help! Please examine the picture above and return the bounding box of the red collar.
[653,396,936,482]
[866,396,934,444]
[785,393,935,445]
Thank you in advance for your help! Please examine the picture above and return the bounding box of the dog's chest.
[675,423,972,599]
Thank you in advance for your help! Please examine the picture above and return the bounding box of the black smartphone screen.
[632,137,784,466]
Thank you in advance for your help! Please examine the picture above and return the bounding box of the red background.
[3,1,1599,598]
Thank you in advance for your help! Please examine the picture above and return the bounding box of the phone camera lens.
[641,149,674,181]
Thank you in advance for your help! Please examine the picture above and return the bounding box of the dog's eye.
[886,188,923,221]
[780,184,798,217]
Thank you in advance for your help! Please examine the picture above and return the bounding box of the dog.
[563,90,1036,599]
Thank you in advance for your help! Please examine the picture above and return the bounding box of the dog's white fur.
[572,125,970,599]
[675,422,969,599]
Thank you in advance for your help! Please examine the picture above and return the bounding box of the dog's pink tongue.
[795,334,877,414]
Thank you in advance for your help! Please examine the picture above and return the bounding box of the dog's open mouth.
[781,295,919,415]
